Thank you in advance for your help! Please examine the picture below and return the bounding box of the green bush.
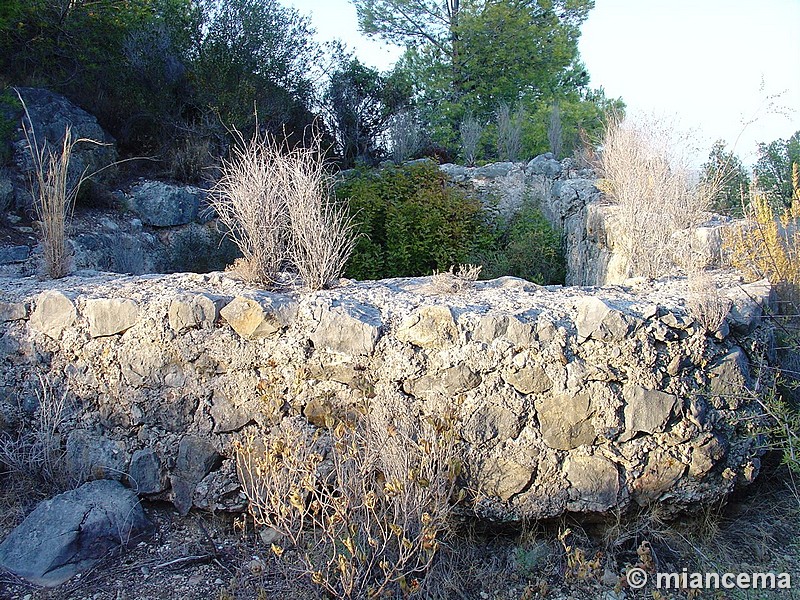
[336,161,566,285]
[479,199,566,285]
[337,161,490,279]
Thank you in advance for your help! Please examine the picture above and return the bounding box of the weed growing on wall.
[596,113,712,279]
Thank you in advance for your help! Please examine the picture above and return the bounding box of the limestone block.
[29,290,76,339]
[0,300,27,321]
[397,305,458,349]
[726,279,773,332]
[575,297,634,342]
[220,293,297,339]
[172,435,221,515]
[84,298,139,337]
[168,294,221,332]
[535,393,596,450]
[479,455,534,501]
[210,391,252,433]
[471,314,509,344]
[502,364,552,395]
[689,434,728,477]
[404,364,481,399]
[564,454,619,512]
[463,403,522,445]
[310,302,382,356]
[129,448,166,494]
[621,384,678,441]
[708,347,752,401]
[0,480,151,587]
[66,429,130,482]
[632,448,687,505]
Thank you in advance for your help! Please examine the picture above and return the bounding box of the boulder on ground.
[0,480,152,587]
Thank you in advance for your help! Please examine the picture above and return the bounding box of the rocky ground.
[1,459,798,600]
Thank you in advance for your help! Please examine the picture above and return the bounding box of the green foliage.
[478,198,566,285]
[191,0,321,141]
[0,0,321,166]
[386,0,621,161]
[700,140,751,216]
[456,0,591,111]
[337,161,489,279]
[324,57,412,168]
[0,0,198,152]
[754,131,800,209]
[336,162,566,285]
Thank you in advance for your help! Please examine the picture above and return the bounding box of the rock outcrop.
[0,480,151,586]
[0,270,774,521]
[439,157,735,287]
[2,87,117,211]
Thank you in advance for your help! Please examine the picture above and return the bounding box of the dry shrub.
[20,95,101,279]
[166,135,214,184]
[284,140,359,291]
[390,111,421,165]
[686,270,732,334]
[460,113,483,166]
[0,373,71,493]
[428,264,482,294]
[730,168,800,310]
[210,130,356,290]
[236,404,461,599]
[596,113,714,279]
[496,102,524,162]
[730,166,800,434]
[210,131,290,286]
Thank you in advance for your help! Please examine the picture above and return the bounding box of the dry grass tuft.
[19,93,101,279]
[210,129,357,290]
[210,131,290,286]
[284,139,359,291]
[0,373,71,493]
[686,270,733,334]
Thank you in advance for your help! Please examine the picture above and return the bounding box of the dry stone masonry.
[0,270,774,522]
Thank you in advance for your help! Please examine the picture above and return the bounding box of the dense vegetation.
[337,161,565,283]
[0,0,624,172]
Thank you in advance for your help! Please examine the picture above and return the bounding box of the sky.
[287,0,800,166]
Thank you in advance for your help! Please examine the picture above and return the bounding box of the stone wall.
[0,270,774,521]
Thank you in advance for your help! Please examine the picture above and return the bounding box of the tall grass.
[496,102,524,162]
[209,131,290,286]
[284,139,359,290]
[0,373,71,493]
[460,112,482,167]
[19,94,98,279]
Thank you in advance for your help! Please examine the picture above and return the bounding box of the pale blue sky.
[288,0,800,165]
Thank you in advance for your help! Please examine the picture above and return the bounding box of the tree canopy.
[754,131,800,209]
[700,140,751,216]
[353,0,620,160]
